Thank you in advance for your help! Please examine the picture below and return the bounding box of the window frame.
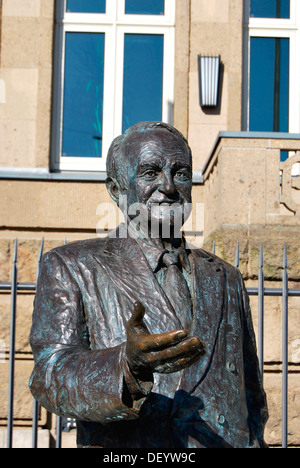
[243,0,300,133]
[51,0,175,172]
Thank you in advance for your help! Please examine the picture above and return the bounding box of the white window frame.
[243,0,300,133]
[51,0,175,172]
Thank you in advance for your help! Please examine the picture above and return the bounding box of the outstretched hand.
[126,302,206,378]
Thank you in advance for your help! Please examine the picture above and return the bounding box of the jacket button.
[227,362,236,373]
[217,414,226,426]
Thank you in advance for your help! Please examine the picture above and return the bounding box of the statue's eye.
[175,170,190,181]
[144,170,157,179]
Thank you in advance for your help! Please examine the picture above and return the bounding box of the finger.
[174,336,206,355]
[140,329,188,352]
[127,301,146,329]
[149,336,205,365]
[155,353,204,374]
[154,340,206,374]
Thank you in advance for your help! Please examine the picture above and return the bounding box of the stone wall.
[203,134,300,238]
[188,0,244,170]
[0,0,55,169]
[202,134,300,447]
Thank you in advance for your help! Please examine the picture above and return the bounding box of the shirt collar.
[134,233,191,274]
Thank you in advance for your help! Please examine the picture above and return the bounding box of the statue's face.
[122,129,192,235]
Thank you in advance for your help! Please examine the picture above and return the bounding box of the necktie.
[159,249,193,330]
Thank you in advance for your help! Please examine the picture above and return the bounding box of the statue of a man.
[29,122,268,448]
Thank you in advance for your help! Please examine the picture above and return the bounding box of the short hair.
[106,121,192,190]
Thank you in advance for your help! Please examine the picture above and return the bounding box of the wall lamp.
[198,55,221,108]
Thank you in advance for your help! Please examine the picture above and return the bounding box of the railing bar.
[247,288,300,296]
[4,284,300,295]
[32,238,44,448]
[0,282,36,291]
[0,282,289,296]
[0,283,12,291]
[258,243,264,379]
[7,284,297,295]
[17,283,36,291]
[282,243,288,449]
[37,237,44,264]
[284,290,300,297]
[7,239,18,449]
[4,285,300,296]
[12,237,18,264]
[56,416,63,449]
[32,399,39,449]
[235,241,240,268]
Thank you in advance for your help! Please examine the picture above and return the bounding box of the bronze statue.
[29,122,268,448]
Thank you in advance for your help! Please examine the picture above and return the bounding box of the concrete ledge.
[0,168,108,182]
[202,131,300,175]
[0,168,204,184]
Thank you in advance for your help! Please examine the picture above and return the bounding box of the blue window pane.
[251,0,290,19]
[125,0,165,15]
[122,34,164,133]
[249,37,289,132]
[281,151,289,162]
[62,33,105,158]
[66,0,106,14]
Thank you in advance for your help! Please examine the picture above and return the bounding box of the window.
[250,0,290,19]
[66,0,106,14]
[250,37,289,132]
[62,32,105,158]
[125,0,165,15]
[243,0,300,133]
[52,0,175,171]
[122,34,164,132]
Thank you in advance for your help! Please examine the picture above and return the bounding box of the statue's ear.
[106,177,121,206]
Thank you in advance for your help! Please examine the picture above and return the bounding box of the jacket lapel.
[179,249,225,393]
[93,233,182,335]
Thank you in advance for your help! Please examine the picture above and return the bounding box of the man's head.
[106,122,193,236]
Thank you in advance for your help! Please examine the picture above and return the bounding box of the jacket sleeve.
[237,270,269,448]
[29,250,151,424]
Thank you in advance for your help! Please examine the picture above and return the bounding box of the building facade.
[0,0,299,447]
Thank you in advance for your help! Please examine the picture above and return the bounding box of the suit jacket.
[29,225,268,448]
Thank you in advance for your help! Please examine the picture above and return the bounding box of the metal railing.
[212,240,299,449]
[1,238,68,449]
[1,238,299,448]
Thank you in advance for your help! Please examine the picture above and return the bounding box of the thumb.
[128,301,146,328]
